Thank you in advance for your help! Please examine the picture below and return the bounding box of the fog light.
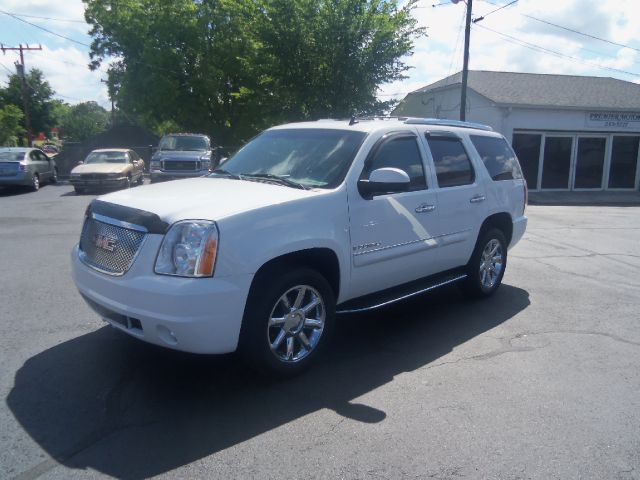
[156,325,178,345]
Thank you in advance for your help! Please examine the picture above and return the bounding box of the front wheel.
[464,228,507,298]
[239,268,335,377]
[50,168,58,184]
[31,174,40,191]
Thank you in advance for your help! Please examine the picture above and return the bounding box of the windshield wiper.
[210,168,243,180]
[241,173,309,190]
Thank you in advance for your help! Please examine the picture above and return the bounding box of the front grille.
[163,160,199,171]
[81,173,109,180]
[79,216,145,275]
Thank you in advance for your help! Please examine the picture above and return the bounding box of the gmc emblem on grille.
[92,233,117,252]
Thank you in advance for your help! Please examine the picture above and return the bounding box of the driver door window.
[362,135,427,192]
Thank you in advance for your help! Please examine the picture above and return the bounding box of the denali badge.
[92,233,117,252]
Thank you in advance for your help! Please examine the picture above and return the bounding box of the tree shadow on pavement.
[7,284,529,479]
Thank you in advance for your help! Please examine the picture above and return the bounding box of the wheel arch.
[479,212,513,246]
[249,248,341,300]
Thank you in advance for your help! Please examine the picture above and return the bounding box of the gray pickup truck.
[149,133,220,183]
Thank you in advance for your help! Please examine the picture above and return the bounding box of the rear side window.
[426,136,474,188]
[471,135,523,181]
[363,135,427,191]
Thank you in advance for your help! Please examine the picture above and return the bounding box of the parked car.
[149,133,219,183]
[70,149,145,194]
[0,147,58,191]
[71,118,527,376]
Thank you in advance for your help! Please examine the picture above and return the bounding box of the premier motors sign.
[586,112,640,129]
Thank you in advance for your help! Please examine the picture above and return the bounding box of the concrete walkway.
[528,190,640,206]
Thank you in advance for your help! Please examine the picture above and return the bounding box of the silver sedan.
[0,147,58,191]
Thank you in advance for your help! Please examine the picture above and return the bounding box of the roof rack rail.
[403,118,493,131]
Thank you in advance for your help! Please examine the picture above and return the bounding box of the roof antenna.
[349,116,359,126]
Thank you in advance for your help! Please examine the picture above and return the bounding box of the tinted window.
[471,135,523,181]
[363,135,426,191]
[427,136,474,188]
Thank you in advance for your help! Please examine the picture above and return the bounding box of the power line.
[0,11,86,24]
[0,10,91,48]
[478,0,640,53]
[474,23,640,78]
[473,0,517,23]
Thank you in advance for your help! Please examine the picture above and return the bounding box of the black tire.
[31,173,40,191]
[50,167,58,184]
[136,173,144,186]
[74,187,85,195]
[464,228,507,298]
[239,267,335,377]
[125,176,132,189]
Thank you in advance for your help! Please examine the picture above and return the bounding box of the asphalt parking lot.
[1,182,639,480]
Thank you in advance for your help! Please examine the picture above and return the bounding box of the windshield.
[85,152,128,164]
[159,135,209,151]
[216,129,366,189]
[0,152,25,162]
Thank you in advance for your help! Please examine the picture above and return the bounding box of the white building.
[393,71,640,192]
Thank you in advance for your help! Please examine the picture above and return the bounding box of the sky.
[0,0,638,109]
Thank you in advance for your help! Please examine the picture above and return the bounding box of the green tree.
[84,0,424,145]
[58,101,109,142]
[0,105,25,146]
[0,69,56,136]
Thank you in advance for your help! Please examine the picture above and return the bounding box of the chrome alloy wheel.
[267,285,325,363]
[479,239,503,290]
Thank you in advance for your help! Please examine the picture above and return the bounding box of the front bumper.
[71,240,253,354]
[70,177,129,189]
[150,169,209,182]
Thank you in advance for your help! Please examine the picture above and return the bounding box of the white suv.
[71,118,527,375]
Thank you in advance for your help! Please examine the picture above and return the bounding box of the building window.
[609,136,639,189]
[541,136,573,189]
[574,137,606,189]
[512,133,541,190]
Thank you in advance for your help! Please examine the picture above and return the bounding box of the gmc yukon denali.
[72,118,527,376]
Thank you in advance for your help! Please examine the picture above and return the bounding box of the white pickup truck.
[72,118,527,376]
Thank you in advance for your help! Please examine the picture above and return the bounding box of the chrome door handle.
[470,195,486,204]
[415,204,436,213]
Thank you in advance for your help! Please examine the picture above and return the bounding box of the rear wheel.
[31,174,40,191]
[50,168,58,184]
[464,228,507,298]
[239,267,335,377]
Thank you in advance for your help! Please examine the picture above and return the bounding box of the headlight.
[151,160,161,169]
[71,172,81,178]
[199,155,211,170]
[155,220,218,277]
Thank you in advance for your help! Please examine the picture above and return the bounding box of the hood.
[72,163,128,174]
[97,177,322,225]
[154,150,207,161]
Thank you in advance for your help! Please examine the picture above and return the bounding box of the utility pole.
[1,44,43,146]
[100,78,115,128]
[459,0,472,121]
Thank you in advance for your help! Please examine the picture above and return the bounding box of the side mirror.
[358,167,411,198]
